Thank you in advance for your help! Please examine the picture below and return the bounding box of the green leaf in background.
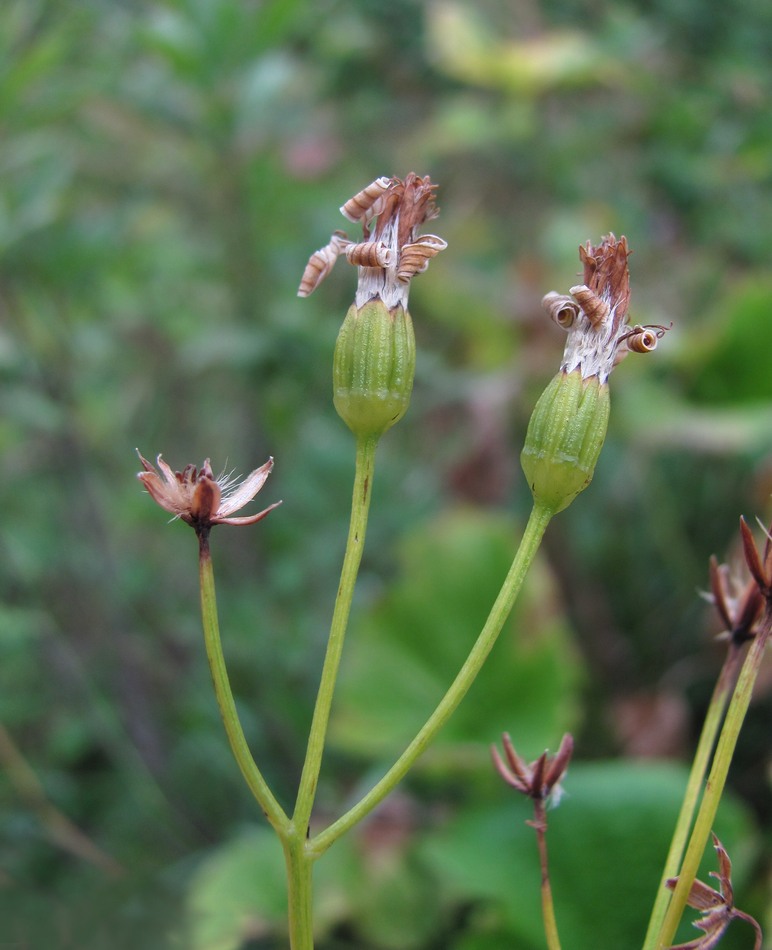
[330,508,583,768]
[685,277,772,405]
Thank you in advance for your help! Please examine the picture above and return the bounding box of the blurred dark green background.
[1,0,770,947]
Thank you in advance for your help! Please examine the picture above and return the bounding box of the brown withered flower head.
[666,834,762,950]
[706,554,763,646]
[137,452,280,534]
[492,733,574,807]
[297,173,447,310]
[541,234,668,383]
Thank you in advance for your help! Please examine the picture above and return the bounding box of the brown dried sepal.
[740,516,772,599]
[666,834,762,950]
[578,233,631,324]
[708,554,764,645]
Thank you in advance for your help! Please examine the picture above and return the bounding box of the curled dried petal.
[339,176,392,223]
[542,291,580,329]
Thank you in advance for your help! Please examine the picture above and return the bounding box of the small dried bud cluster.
[707,552,764,646]
[491,733,574,807]
[542,234,668,384]
[137,452,280,534]
[298,173,447,310]
[666,834,762,950]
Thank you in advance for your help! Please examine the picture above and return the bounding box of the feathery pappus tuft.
[339,176,392,223]
[396,234,448,282]
[569,284,610,328]
[297,230,351,297]
[345,241,394,268]
[542,291,579,330]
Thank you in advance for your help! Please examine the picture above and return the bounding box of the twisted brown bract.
[339,176,391,223]
[345,241,394,268]
[396,235,448,283]
[569,284,610,328]
[297,231,351,297]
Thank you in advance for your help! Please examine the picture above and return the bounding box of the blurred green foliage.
[1,0,770,946]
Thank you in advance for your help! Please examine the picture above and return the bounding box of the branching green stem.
[310,502,553,856]
[652,612,771,949]
[641,645,743,950]
[198,534,288,834]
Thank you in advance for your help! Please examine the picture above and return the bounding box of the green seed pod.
[333,298,416,440]
[521,369,610,514]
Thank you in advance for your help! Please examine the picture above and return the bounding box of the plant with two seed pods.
[138,175,764,950]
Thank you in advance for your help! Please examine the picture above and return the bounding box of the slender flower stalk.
[643,558,763,950]
[292,435,377,836]
[653,520,771,949]
[199,534,289,833]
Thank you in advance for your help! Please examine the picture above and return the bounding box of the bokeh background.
[1,0,770,947]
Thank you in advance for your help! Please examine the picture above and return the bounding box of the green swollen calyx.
[333,299,416,440]
[521,369,610,514]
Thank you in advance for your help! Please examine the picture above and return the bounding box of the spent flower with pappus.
[522,234,669,514]
[137,452,280,536]
[298,174,447,440]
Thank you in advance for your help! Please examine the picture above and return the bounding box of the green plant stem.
[652,613,771,949]
[641,645,743,950]
[280,435,377,950]
[293,435,378,836]
[311,502,554,856]
[283,831,315,950]
[533,799,562,950]
[198,533,288,834]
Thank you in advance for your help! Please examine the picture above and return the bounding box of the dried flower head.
[297,173,447,310]
[666,834,762,950]
[137,452,280,534]
[706,554,763,646]
[492,733,574,806]
[543,234,669,383]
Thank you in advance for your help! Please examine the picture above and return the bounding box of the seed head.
[545,234,668,384]
[137,452,281,535]
[491,733,574,807]
[297,173,446,310]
